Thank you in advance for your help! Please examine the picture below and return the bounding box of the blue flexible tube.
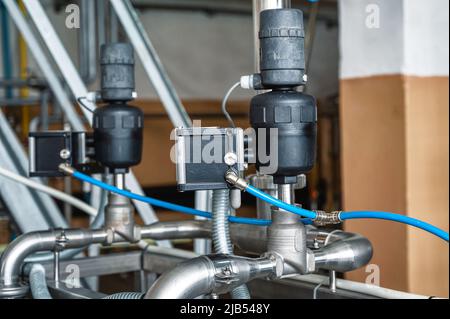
[72,171,271,226]
[340,211,449,242]
[245,184,448,242]
[246,184,317,219]
[71,171,447,242]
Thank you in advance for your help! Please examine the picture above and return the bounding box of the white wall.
[403,0,449,77]
[339,0,449,79]
[1,4,339,101]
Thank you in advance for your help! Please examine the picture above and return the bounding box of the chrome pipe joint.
[145,253,281,299]
[0,228,109,298]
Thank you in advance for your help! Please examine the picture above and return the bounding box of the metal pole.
[2,0,85,131]
[79,0,97,84]
[53,250,60,283]
[20,0,94,124]
[109,2,119,43]
[252,0,291,72]
[39,89,50,131]
[329,270,337,293]
[109,0,211,254]
[114,173,126,189]
[277,184,295,204]
[97,0,106,47]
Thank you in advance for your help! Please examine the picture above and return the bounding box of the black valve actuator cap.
[100,43,135,102]
[259,9,306,88]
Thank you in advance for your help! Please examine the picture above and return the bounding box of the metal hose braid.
[211,189,250,299]
[103,292,144,299]
[29,264,52,299]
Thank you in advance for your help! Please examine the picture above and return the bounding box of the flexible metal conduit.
[211,189,250,299]
[28,263,52,299]
[145,254,276,299]
[103,292,144,299]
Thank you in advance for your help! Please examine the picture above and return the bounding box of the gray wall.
[1,4,338,101]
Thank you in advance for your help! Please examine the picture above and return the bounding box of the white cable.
[0,166,97,217]
[221,81,240,128]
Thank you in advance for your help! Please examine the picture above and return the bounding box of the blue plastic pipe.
[340,211,449,242]
[245,183,448,242]
[246,184,317,219]
[72,171,271,226]
[71,170,447,242]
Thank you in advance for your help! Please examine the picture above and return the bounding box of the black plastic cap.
[100,43,135,102]
[259,9,306,88]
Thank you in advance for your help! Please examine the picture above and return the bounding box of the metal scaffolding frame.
[109,0,211,254]
[1,0,212,251]
[17,0,172,247]
[0,110,67,232]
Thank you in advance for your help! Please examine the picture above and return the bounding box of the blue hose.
[246,185,317,219]
[71,171,448,242]
[340,211,449,242]
[245,184,448,242]
[72,171,271,226]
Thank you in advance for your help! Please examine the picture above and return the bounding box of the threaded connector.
[58,163,75,175]
[313,210,342,226]
[224,171,248,191]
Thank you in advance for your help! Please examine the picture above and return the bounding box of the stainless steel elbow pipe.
[311,230,373,272]
[145,254,279,299]
[0,228,108,298]
[140,221,372,274]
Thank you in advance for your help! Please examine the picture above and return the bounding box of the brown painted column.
[339,0,449,297]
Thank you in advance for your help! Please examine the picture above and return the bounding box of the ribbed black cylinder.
[93,103,143,172]
[100,43,135,102]
[250,90,317,184]
[259,9,305,88]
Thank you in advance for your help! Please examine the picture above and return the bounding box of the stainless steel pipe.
[140,220,212,240]
[145,254,277,299]
[0,228,108,297]
[311,230,373,272]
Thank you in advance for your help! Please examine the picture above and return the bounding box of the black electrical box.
[175,127,245,191]
[29,131,88,177]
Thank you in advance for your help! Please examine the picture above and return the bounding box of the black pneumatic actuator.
[250,90,317,184]
[93,43,143,173]
[250,9,317,185]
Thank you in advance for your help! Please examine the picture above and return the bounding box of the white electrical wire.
[0,166,97,217]
[221,81,240,128]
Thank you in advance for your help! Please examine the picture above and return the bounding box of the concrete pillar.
[339,0,449,296]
